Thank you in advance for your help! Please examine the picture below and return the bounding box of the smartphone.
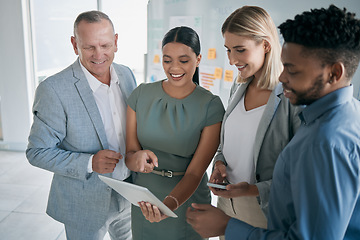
[207,182,229,190]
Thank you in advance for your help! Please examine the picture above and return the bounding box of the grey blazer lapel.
[253,83,282,167]
[113,66,127,102]
[113,63,135,102]
[220,81,250,150]
[72,60,109,149]
[225,81,250,118]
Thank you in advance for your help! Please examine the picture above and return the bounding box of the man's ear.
[329,62,345,84]
[71,36,79,55]
[114,33,118,52]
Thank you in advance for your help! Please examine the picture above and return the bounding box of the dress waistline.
[151,169,185,178]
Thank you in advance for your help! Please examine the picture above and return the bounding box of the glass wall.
[30,0,148,86]
[102,0,148,84]
[30,0,98,83]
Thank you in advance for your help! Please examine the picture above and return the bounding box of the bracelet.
[165,195,179,210]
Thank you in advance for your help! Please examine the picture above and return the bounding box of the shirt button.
[256,174,260,181]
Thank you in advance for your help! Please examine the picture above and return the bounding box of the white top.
[80,60,130,180]
[222,95,266,184]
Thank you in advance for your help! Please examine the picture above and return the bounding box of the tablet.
[98,175,178,218]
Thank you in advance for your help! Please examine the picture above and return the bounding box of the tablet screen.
[99,175,178,218]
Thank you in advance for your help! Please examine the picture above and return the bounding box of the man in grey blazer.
[26,11,136,240]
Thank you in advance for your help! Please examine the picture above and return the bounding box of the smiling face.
[279,42,333,105]
[162,42,201,87]
[71,19,118,84]
[224,32,267,80]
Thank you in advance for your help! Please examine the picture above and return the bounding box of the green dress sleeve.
[204,96,225,126]
[127,83,144,111]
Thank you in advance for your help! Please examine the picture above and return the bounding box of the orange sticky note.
[214,67,223,79]
[224,70,234,82]
[153,54,160,63]
[207,48,216,59]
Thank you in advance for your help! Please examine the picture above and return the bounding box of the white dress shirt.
[80,60,130,180]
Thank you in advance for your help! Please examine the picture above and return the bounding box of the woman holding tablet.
[125,26,224,240]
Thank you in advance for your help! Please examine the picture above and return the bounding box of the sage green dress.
[127,80,225,240]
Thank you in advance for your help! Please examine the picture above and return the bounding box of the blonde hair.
[222,6,282,90]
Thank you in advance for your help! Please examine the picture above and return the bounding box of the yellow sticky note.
[224,70,234,82]
[207,48,216,59]
[214,67,223,79]
[153,54,160,63]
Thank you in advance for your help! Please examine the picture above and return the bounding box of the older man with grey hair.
[27,11,136,240]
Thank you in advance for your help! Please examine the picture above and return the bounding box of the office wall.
[146,0,360,105]
[1,1,359,151]
[0,0,34,151]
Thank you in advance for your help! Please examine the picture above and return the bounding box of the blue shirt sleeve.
[290,142,359,239]
[225,218,288,239]
[225,141,360,240]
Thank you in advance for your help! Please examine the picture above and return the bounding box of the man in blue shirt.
[187,5,360,239]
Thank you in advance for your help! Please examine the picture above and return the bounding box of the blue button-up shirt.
[225,86,360,239]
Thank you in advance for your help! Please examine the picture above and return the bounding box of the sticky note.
[224,70,234,82]
[214,67,223,79]
[153,54,160,63]
[207,48,216,59]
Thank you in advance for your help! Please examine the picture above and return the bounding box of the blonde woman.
[207,6,301,232]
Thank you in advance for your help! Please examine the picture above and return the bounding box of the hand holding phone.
[207,182,229,190]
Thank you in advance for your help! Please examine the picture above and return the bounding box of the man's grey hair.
[73,10,114,37]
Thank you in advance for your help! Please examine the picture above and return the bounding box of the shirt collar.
[79,59,118,92]
[299,85,354,125]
